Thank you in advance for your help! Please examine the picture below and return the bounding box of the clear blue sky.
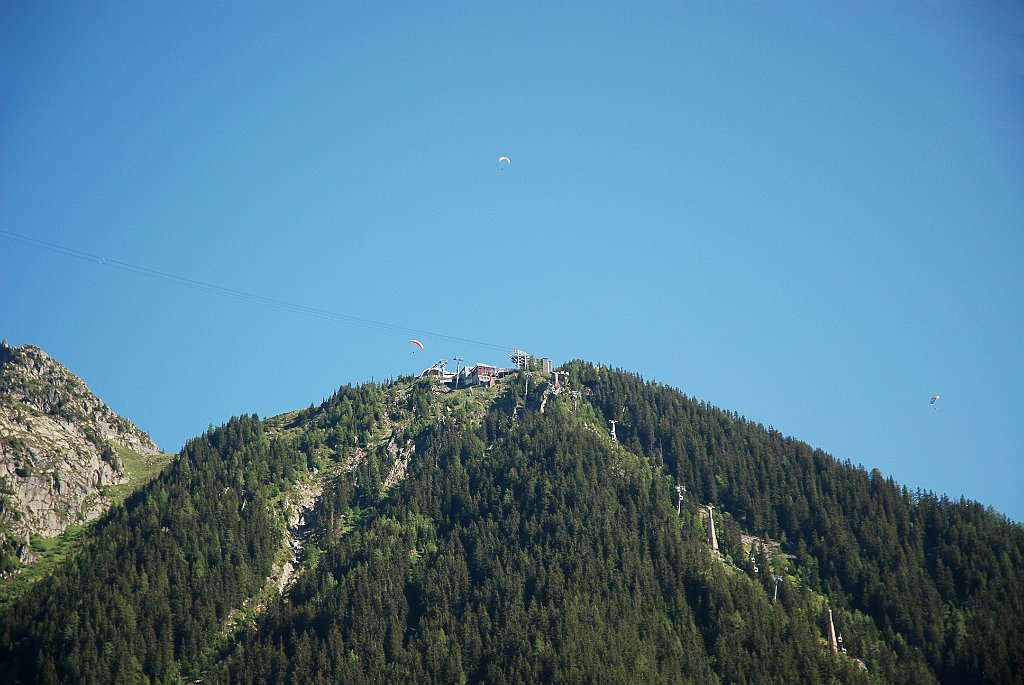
[3,3,1022,520]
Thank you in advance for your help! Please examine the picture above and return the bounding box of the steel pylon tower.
[510,349,530,370]
[453,356,463,389]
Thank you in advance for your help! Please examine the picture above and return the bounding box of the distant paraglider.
[930,395,941,406]
[409,339,424,351]
[498,155,511,169]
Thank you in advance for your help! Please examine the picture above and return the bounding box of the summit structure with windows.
[419,349,555,388]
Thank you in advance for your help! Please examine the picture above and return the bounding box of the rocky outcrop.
[0,341,159,565]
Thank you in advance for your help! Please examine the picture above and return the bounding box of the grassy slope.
[0,442,174,607]
[102,441,174,505]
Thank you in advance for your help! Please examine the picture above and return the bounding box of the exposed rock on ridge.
[0,341,159,564]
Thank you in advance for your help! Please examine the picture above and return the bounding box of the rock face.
[0,341,159,565]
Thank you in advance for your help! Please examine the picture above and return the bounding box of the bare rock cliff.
[0,341,159,564]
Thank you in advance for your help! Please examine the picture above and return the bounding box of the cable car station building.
[419,351,552,389]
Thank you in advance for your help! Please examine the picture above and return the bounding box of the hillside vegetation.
[0,341,168,575]
[0,363,1020,684]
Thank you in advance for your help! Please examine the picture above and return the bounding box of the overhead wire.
[1,229,514,353]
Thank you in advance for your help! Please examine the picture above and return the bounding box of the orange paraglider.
[410,339,424,351]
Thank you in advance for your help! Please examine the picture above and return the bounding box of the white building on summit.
[419,351,549,389]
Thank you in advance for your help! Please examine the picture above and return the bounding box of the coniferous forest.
[1,362,1021,683]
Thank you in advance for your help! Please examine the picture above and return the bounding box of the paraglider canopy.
[409,339,424,351]
[930,395,941,405]
[498,155,511,168]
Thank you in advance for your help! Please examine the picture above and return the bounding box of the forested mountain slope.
[568,362,1023,684]
[0,362,1019,684]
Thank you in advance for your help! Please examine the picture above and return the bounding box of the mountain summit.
[0,341,160,568]
[0,361,1020,684]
